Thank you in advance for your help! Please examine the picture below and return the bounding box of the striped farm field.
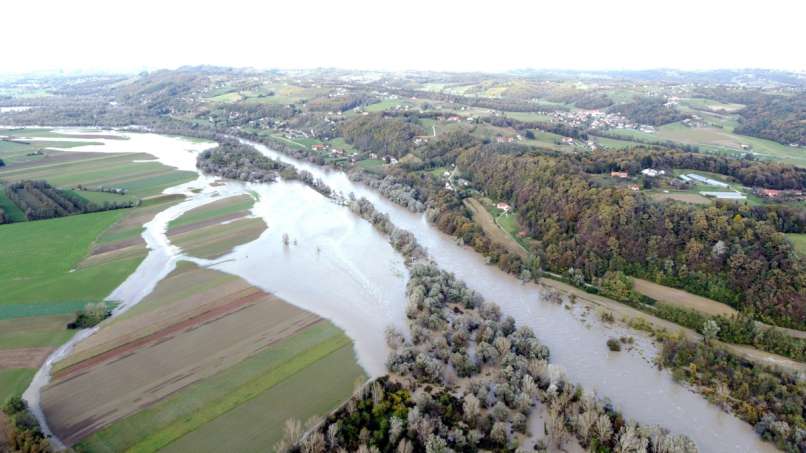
[0,151,195,198]
[166,194,265,259]
[44,264,364,450]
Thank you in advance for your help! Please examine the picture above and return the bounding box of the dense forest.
[456,147,806,329]
[733,93,806,146]
[196,141,288,182]
[560,91,614,109]
[609,98,689,126]
[2,395,50,453]
[696,88,806,146]
[340,114,422,158]
[306,94,377,112]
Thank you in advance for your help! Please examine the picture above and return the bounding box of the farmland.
[649,191,711,205]
[42,263,364,450]
[167,194,265,259]
[0,210,134,306]
[0,129,212,436]
[0,151,195,198]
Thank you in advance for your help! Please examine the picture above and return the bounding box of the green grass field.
[786,234,806,256]
[77,322,363,453]
[0,140,45,165]
[0,368,36,403]
[327,137,357,153]
[355,159,385,173]
[0,210,137,308]
[0,188,26,222]
[65,189,139,206]
[0,315,75,349]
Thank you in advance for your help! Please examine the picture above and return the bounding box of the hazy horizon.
[2,0,804,75]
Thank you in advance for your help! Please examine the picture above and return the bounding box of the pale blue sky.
[1,0,803,74]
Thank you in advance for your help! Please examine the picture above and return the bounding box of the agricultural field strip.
[169,218,266,259]
[0,348,54,369]
[632,278,738,318]
[43,295,321,444]
[124,334,353,453]
[0,152,151,178]
[55,276,264,371]
[160,344,363,453]
[74,322,351,453]
[0,315,75,349]
[167,193,255,230]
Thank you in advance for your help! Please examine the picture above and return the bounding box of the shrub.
[606,338,622,352]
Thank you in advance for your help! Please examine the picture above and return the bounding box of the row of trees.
[595,272,806,362]
[3,180,138,222]
[660,336,805,452]
[580,147,806,190]
[6,180,85,220]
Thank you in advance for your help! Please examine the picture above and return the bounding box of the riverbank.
[13,129,373,451]
[538,277,806,376]
[464,195,806,371]
[243,137,780,452]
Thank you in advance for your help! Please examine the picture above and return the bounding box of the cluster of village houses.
[541,109,656,134]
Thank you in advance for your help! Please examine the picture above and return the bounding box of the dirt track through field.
[464,197,527,259]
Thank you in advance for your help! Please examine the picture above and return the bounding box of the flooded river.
[23,129,775,452]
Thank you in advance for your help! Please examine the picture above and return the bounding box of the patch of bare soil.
[633,278,737,318]
[0,347,54,369]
